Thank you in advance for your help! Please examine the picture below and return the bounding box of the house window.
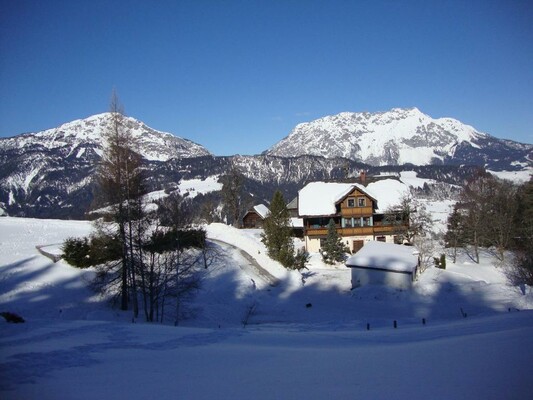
[343,218,352,228]
[358,197,366,207]
[347,198,355,208]
[363,217,372,226]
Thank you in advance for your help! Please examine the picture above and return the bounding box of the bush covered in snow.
[62,237,92,268]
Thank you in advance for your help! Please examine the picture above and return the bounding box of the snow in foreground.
[1,218,532,399]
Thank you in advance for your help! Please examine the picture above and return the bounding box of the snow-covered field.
[1,217,533,399]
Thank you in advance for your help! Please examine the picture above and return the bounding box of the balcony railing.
[305,224,404,237]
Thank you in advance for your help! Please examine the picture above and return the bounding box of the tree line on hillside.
[445,171,533,285]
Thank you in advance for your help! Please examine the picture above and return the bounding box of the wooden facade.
[301,185,408,251]
[242,204,270,229]
[242,210,265,228]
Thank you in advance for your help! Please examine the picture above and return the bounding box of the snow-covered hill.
[1,217,532,399]
[266,107,533,170]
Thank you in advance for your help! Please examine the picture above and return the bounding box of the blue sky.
[1,0,532,155]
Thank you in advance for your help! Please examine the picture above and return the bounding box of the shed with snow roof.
[346,241,420,289]
[242,204,270,228]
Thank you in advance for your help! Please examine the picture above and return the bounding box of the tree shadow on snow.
[199,248,524,332]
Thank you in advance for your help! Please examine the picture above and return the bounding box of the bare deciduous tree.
[456,172,520,263]
[94,90,145,312]
[386,194,432,245]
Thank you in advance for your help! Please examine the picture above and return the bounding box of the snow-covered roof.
[365,179,410,212]
[298,179,410,216]
[346,241,419,273]
[253,204,270,219]
[298,182,370,216]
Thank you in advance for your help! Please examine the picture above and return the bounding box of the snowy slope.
[266,107,533,170]
[1,217,531,327]
[1,217,533,399]
[1,313,532,400]
[143,176,223,203]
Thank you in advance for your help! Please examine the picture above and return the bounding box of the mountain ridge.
[1,112,211,162]
[0,109,531,219]
[265,107,532,170]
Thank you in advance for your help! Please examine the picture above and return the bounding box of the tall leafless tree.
[94,90,145,312]
[458,172,520,263]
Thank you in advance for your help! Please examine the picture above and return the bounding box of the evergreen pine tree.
[444,207,466,263]
[261,190,295,268]
[221,162,244,227]
[320,219,348,264]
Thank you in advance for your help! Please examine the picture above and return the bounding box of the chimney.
[359,170,367,185]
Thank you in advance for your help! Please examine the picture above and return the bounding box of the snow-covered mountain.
[0,113,211,218]
[1,112,211,162]
[0,109,530,219]
[266,107,532,170]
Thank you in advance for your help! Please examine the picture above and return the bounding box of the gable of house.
[298,182,367,217]
[336,187,377,216]
[253,204,270,219]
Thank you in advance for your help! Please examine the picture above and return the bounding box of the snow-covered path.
[208,238,280,287]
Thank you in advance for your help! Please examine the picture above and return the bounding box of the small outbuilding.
[242,204,270,228]
[346,241,420,289]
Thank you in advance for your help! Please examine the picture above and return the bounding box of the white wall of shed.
[351,267,414,289]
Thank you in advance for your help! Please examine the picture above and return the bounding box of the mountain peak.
[4,113,211,162]
[266,107,532,169]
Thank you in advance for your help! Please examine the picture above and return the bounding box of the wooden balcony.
[305,224,404,237]
[340,207,373,217]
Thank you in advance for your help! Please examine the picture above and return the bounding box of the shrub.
[88,232,122,265]
[62,237,92,268]
[145,228,207,253]
[506,250,533,286]
[292,248,310,271]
